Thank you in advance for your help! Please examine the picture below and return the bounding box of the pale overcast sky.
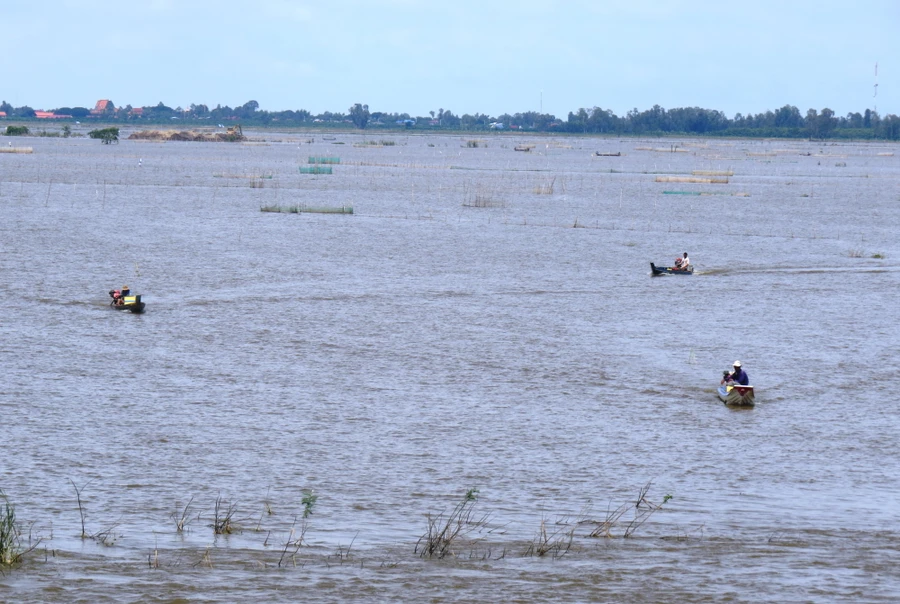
[2,0,897,119]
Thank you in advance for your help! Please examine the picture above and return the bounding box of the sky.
[3,0,897,120]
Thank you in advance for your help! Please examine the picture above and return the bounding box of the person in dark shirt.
[723,360,749,385]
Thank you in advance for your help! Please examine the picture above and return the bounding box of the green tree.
[774,105,802,128]
[349,103,370,129]
[818,108,836,138]
[88,127,119,144]
[805,109,819,138]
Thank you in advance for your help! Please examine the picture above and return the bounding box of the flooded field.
[1,129,899,602]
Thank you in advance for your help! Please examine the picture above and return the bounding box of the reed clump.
[172,497,196,532]
[1,490,40,568]
[534,176,556,195]
[261,205,353,214]
[524,517,574,558]
[463,194,505,208]
[588,483,671,538]
[213,497,238,535]
[415,488,489,559]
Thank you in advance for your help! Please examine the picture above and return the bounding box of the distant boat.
[650,262,693,276]
[109,290,145,313]
[717,383,755,406]
[594,151,621,157]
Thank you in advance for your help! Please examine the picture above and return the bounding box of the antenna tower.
[874,62,878,115]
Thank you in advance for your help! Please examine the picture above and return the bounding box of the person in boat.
[676,252,690,270]
[113,285,130,305]
[721,360,749,385]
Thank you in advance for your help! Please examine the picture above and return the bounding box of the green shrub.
[88,127,119,144]
[5,126,29,136]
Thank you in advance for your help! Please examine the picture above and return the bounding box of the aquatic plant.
[588,482,672,538]
[301,490,317,519]
[0,490,40,568]
[172,497,195,532]
[534,176,556,195]
[213,496,238,535]
[415,487,489,559]
[524,517,574,558]
[69,480,120,545]
[278,516,309,568]
[70,479,89,539]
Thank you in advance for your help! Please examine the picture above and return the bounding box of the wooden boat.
[594,151,621,157]
[109,290,145,313]
[650,262,693,275]
[717,384,755,407]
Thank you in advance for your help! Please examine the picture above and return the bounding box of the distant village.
[2,98,899,140]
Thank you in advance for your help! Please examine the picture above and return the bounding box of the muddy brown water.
[1,131,899,602]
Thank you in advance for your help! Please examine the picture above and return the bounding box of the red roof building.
[90,100,113,115]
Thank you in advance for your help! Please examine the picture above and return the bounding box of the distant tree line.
[2,98,899,140]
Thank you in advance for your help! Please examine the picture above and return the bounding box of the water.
[1,131,899,602]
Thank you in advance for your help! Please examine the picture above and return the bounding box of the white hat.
[733,360,742,367]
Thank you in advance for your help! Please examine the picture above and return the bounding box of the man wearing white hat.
[724,361,749,386]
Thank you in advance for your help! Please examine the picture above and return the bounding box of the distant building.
[35,111,73,119]
[0,112,6,118]
[90,100,113,116]
[130,107,143,117]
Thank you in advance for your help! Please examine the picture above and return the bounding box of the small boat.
[650,262,693,275]
[717,383,755,406]
[593,151,621,157]
[109,290,145,313]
